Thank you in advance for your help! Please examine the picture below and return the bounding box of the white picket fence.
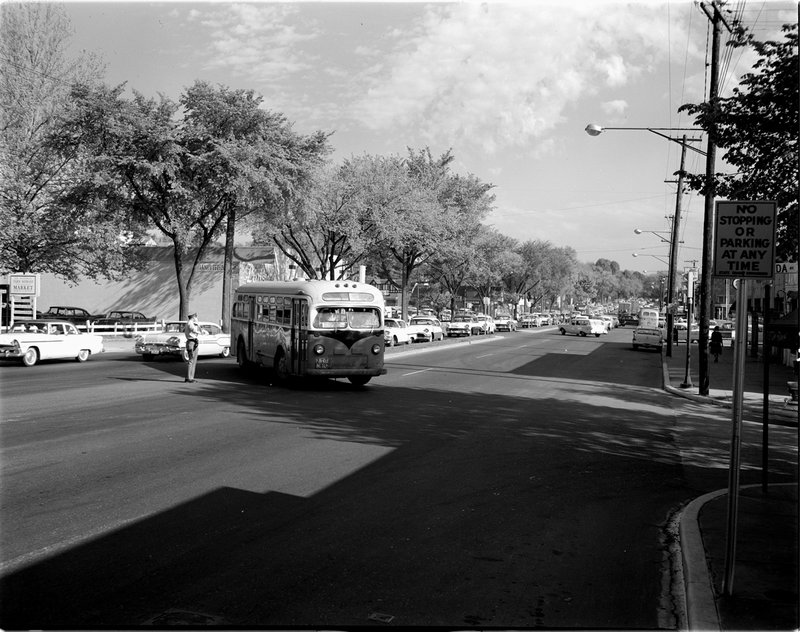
[78,320,168,335]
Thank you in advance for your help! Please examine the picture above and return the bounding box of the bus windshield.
[313,307,381,330]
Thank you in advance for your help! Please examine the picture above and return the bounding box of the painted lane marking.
[402,368,433,377]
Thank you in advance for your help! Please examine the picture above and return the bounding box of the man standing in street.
[184,312,201,382]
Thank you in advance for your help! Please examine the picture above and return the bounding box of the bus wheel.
[348,376,371,386]
[274,350,290,382]
[236,341,250,370]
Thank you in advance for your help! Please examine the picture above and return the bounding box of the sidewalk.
[663,341,798,631]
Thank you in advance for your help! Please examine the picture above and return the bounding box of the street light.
[584,124,706,156]
[587,123,704,359]
[633,253,669,265]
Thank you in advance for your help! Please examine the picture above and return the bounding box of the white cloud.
[602,100,629,116]
[350,2,697,154]
[187,4,319,82]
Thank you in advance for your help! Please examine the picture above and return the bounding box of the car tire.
[580,332,587,337]
[595,333,601,337]
[633,344,639,350]
[560,328,566,335]
[142,353,153,361]
[21,347,39,367]
[220,346,230,358]
[348,376,371,386]
[76,349,90,362]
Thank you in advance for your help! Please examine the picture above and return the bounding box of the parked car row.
[36,306,159,329]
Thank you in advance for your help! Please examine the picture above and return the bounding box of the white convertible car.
[134,321,231,361]
[0,320,105,366]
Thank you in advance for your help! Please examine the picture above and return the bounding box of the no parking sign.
[713,200,776,278]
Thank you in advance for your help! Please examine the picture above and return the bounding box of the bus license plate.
[315,357,330,369]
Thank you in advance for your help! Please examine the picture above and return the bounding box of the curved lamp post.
[587,122,704,358]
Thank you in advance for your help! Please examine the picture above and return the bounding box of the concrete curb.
[679,489,725,632]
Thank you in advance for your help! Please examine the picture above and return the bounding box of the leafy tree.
[63,80,328,319]
[181,81,329,327]
[374,148,494,319]
[679,22,798,260]
[504,240,557,312]
[0,3,143,281]
[255,154,388,281]
[466,227,518,313]
[539,246,579,311]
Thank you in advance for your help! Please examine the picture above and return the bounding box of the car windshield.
[313,307,381,330]
[164,322,184,333]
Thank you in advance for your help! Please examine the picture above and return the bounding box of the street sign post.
[713,201,777,596]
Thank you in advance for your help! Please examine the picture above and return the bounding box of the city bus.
[231,279,386,385]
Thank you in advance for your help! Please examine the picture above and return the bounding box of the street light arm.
[645,128,707,157]
[584,124,707,157]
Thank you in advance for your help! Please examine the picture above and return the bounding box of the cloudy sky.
[62,0,796,273]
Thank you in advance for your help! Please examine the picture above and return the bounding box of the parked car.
[559,316,606,337]
[37,306,102,326]
[474,315,496,334]
[406,316,444,343]
[632,327,664,351]
[94,310,158,328]
[494,315,518,332]
[383,317,412,347]
[600,315,614,332]
[134,320,231,361]
[0,320,104,366]
[446,312,476,337]
[520,313,543,328]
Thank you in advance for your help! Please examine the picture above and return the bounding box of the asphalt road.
[0,326,796,628]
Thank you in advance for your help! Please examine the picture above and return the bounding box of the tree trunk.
[221,207,236,332]
[173,244,189,320]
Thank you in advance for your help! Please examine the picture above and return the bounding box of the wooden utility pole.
[665,136,688,357]
[698,1,724,395]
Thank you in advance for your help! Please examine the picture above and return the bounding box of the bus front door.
[290,299,308,375]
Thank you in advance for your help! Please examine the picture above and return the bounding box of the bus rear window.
[313,308,380,329]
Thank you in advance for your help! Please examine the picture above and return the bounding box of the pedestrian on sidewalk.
[184,312,201,382]
[710,325,723,363]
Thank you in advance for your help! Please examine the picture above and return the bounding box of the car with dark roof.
[37,306,102,327]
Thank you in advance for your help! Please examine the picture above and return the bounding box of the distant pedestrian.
[710,326,723,363]
[184,312,201,382]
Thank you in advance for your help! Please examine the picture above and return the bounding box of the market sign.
[8,273,40,296]
[713,200,776,279]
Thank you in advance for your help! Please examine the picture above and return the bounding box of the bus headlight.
[313,344,325,355]
[371,344,381,354]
